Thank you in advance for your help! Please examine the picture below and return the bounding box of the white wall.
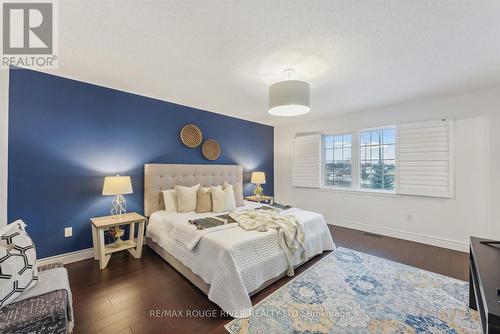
[0,70,8,228]
[275,87,500,252]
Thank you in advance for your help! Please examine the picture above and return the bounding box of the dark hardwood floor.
[67,225,469,334]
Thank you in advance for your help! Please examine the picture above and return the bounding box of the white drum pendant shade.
[268,80,311,116]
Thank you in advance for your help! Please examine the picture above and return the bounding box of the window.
[300,119,453,197]
[360,129,396,190]
[323,134,352,187]
[322,127,396,192]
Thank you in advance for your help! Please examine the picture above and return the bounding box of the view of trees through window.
[324,134,352,187]
[322,128,396,191]
[360,129,396,190]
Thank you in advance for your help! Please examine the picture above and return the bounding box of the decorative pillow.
[211,188,225,213]
[0,220,38,308]
[195,187,212,213]
[162,189,178,212]
[212,185,236,213]
[224,185,237,211]
[223,181,244,207]
[224,185,236,211]
[175,184,200,213]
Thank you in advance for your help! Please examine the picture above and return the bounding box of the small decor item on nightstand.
[251,172,266,198]
[107,226,125,247]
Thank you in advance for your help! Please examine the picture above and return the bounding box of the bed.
[144,164,335,318]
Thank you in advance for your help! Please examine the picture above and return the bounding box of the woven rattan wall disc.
[202,139,221,160]
[180,124,202,148]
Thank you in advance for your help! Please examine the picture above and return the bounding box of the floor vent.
[364,232,382,238]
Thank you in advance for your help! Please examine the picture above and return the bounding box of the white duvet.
[146,201,335,318]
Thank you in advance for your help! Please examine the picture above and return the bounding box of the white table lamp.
[102,175,133,218]
[251,172,266,198]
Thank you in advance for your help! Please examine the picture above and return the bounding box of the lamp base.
[254,184,264,198]
[111,194,127,218]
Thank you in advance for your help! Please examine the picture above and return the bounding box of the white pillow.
[212,185,236,213]
[224,181,244,207]
[225,185,237,211]
[175,184,200,213]
[0,220,38,308]
[162,189,178,212]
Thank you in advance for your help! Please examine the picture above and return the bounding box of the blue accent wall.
[8,68,274,258]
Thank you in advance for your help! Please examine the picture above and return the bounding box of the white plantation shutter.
[292,134,321,188]
[397,119,454,198]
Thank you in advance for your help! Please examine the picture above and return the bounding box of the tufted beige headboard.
[144,164,243,217]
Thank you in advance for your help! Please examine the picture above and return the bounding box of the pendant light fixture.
[268,69,311,116]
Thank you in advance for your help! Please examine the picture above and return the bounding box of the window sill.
[319,186,400,198]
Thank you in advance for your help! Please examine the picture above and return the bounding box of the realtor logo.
[1,0,58,69]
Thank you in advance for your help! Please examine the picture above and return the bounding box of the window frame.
[321,125,397,194]
[321,133,354,189]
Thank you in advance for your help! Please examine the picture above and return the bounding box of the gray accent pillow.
[224,181,244,207]
[0,220,38,308]
[196,187,212,213]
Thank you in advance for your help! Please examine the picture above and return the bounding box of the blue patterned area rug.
[225,247,480,333]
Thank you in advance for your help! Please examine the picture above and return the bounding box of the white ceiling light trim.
[268,69,311,117]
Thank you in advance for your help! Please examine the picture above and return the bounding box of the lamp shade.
[102,176,133,195]
[268,80,310,116]
[251,172,266,184]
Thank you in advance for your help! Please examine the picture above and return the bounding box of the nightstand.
[245,195,274,204]
[90,212,146,269]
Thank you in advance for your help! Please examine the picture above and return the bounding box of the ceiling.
[42,0,500,126]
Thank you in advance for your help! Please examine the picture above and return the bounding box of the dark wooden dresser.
[470,237,500,333]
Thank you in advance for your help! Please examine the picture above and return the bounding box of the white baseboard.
[37,247,95,266]
[326,217,469,253]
